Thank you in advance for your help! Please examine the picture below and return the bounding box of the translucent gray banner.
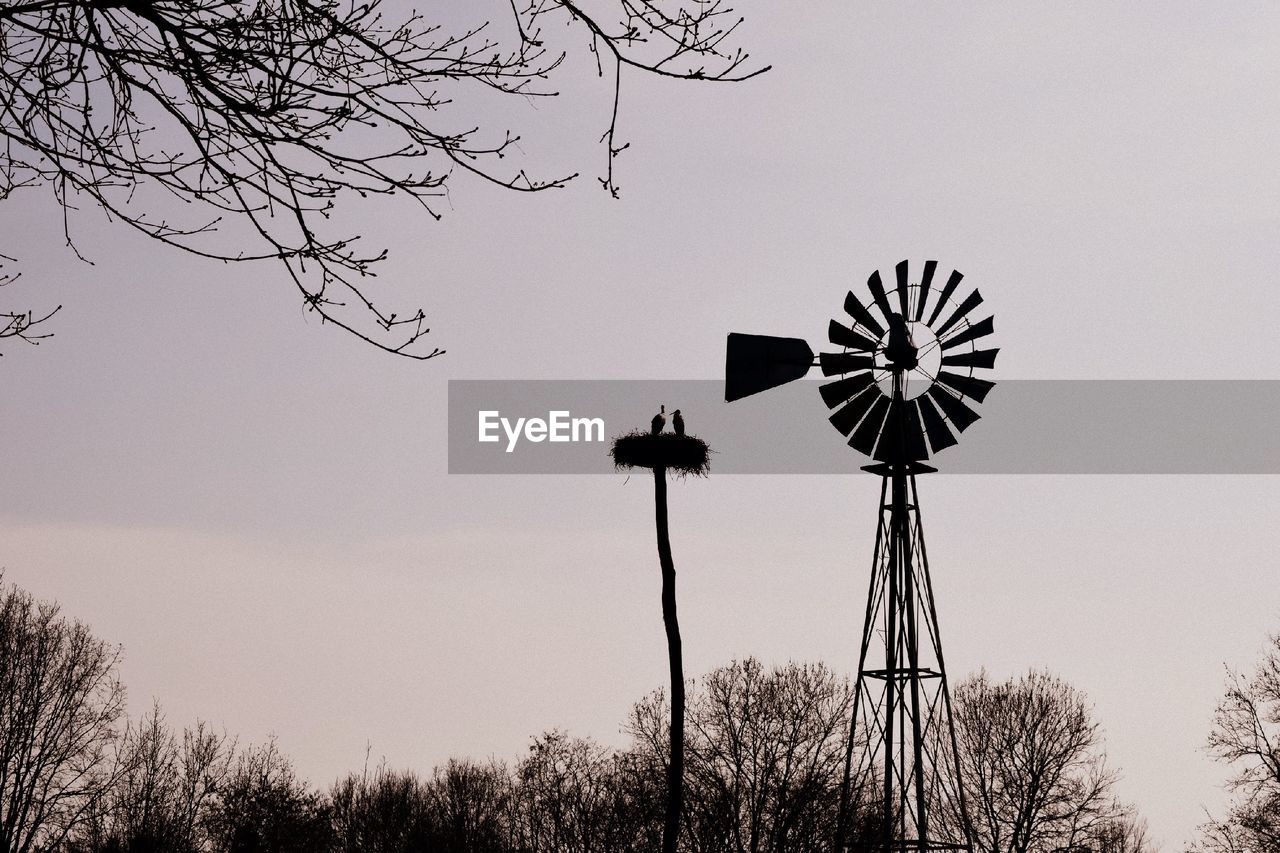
[447,380,1280,474]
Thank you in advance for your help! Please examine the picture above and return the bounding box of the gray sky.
[4,2,1280,847]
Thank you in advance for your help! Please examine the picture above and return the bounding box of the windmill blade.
[941,348,999,370]
[829,320,880,352]
[829,386,881,435]
[819,371,875,409]
[724,333,815,402]
[895,260,911,317]
[902,400,930,461]
[927,386,981,432]
[940,316,994,350]
[936,371,995,404]
[917,394,959,453]
[848,395,891,456]
[914,260,938,322]
[872,424,895,462]
[819,351,875,377]
[866,270,895,325]
[872,400,928,463]
[935,289,984,338]
[926,270,964,327]
[843,291,886,338]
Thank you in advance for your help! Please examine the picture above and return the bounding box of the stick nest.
[610,431,712,477]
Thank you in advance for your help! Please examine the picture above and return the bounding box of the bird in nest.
[672,409,685,436]
[651,405,666,434]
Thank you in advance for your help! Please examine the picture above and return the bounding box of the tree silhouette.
[1193,632,1280,853]
[0,576,129,852]
[68,707,235,853]
[330,762,432,853]
[0,0,766,356]
[421,758,512,853]
[945,670,1146,853]
[0,574,1165,853]
[626,658,870,852]
[205,739,333,852]
[511,730,618,852]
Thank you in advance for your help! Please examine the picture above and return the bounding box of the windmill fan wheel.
[820,260,998,462]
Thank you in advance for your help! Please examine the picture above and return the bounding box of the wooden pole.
[654,466,684,853]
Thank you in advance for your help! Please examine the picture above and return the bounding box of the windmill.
[724,260,997,852]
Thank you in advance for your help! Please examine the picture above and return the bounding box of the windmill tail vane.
[724,260,997,850]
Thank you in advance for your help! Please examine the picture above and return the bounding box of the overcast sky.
[4,2,1280,847]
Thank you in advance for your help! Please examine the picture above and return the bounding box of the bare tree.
[1192,633,1280,853]
[329,737,658,853]
[66,706,235,853]
[330,761,431,853]
[421,758,512,853]
[204,738,333,852]
[511,730,615,852]
[946,670,1139,853]
[627,657,863,853]
[70,706,184,852]
[0,0,766,356]
[1093,813,1153,853]
[0,576,129,852]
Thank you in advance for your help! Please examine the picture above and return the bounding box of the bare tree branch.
[0,0,766,357]
[1194,635,1280,853]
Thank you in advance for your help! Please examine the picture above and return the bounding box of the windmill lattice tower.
[724,260,998,852]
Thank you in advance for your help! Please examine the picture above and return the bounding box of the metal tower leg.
[834,376,973,853]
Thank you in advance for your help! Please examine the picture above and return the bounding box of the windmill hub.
[884,312,919,370]
[875,321,941,401]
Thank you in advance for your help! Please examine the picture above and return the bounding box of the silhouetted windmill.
[725,260,998,852]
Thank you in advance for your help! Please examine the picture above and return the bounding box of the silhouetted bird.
[672,409,684,436]
[651,405,666,434]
